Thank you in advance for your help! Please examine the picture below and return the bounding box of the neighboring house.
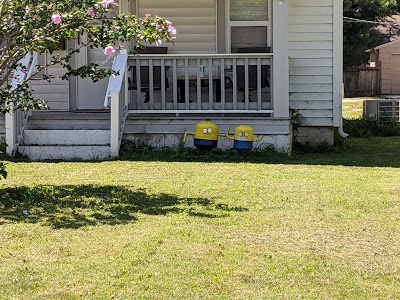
[364,15,400,95]
[4,0,345,160]
[367,40,400,95]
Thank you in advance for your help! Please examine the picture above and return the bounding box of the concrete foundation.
[124,132,292,153]
[294,126,335,146]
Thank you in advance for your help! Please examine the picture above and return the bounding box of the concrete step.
[26,111,111,130]
[30,111,111,119]
[22,130,110,146]
[19,145,111,161]
[25,122,110,130]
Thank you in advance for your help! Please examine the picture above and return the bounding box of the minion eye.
[245,132,249,137]
[207,128,212,133]
[239,132,243,137]
[203,129,208,134]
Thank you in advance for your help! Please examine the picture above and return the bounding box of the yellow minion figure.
[184,121,221,150]
[225,125,263,152]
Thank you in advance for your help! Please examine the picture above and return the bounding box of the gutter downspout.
[335,0,349,138]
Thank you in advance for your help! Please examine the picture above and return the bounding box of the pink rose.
[165,20,176,36]
[101,0,114,9]
[168,26,176,35]
[88,7,96,17]
[51,14,62,25]
[101,0,108,8]
[104,46,115,58]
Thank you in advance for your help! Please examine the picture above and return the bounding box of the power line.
[343,16,396,25]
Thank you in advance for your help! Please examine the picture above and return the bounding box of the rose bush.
[0,0,176,112]
[0,0,175,177]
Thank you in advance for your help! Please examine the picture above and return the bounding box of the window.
[230,0,268,21]
[228,0,271,52]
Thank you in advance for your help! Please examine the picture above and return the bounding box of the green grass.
[343,101,363,119]
[1,137,400,299]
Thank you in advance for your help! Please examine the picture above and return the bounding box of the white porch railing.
[104,50,129,157]
[127,53,274,115]
[5,52,38,156]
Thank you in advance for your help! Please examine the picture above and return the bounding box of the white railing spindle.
[172,59,178,110]
[149,59,154,110]
[161,59,166,110]
[257,58,262,110]
[244,58,249,110]
[233,58,238,110]
[135,60,141,110]
[208,58,213,109]
[184,59,189,109]
[196,58,201,110]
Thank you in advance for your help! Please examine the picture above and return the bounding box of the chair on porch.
[128,46,169,103]
[236,47,271,102]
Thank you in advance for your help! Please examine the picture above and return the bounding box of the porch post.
[110,91,120,157]
[272,0,290,118]
[5,108,16,156]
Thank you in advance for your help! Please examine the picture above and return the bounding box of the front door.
[73,1,132,110]
[74,34,110,110]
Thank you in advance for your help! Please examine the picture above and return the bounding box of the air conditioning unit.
[363,99,400,121]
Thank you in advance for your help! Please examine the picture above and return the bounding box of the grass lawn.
[343,100,363,119]
[0,102,399,299]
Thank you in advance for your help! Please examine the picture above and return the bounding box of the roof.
[366,39,400,53]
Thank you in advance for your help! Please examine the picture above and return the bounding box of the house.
[364,15,400,95]
[3,0,345,160]
[367,39,400,95]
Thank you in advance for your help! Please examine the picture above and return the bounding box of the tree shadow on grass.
[0,185,247,229]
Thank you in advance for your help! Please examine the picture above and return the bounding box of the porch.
[103,0,291,156]
[4,51,292,159]
[105,43,290,157]
[5,0,292,160]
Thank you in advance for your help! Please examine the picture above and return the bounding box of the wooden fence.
[343,67,381,98]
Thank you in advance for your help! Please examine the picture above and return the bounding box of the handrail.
[6,52,38,156]
[105,49,128,157]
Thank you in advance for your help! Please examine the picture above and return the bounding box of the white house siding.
[288,0,334,127]
[30,51,69,111]
[378,42,400,94]
[30,78,69,111]
[137,0,217,54]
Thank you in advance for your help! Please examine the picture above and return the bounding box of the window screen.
[230,0,268,21]
[231,26,268,52]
